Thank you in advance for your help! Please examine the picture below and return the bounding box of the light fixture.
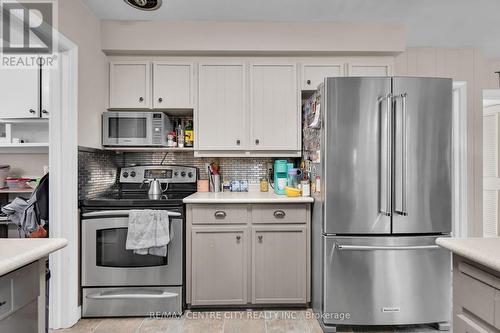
[124,0,162,11]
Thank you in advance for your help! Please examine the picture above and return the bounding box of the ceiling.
[83,0,500,57]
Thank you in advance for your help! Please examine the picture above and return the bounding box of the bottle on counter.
[176,119,185,148]
[184,120,194,147]
[260,178,269,192]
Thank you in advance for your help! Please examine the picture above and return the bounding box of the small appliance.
[102,111,172,147]
[273,160,288,195]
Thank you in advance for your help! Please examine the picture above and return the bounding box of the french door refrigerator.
[309,77,452,331]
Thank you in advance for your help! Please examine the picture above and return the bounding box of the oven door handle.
[86,291,179,300]
[82,210,181,218]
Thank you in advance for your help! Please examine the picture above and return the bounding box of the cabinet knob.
[273,210,286,218]
[306,79,311,85]
[236,139,241,145]
[29,109,36,114]
[258,235,263,242]
[139,97,144,102]
[158,98,163,103]
[214,211,227,218]
[255,139,260,145]
[236,235,241,242]
[42,109,48,115]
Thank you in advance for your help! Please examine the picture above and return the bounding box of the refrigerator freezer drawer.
[323,236,451,326]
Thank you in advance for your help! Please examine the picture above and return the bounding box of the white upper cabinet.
[109,61,151,109]
[0,67,40,118]
[250,63,299,151]
[301,63,345,90]
[197,62,247,150]
[153,62,194,109]
[347,63,393,77]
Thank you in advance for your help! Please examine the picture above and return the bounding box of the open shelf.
[0,188,34,194]
[103,147,194,153]
[0,142,49,153]
[0,118,49,124]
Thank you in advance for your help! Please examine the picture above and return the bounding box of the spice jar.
[260,178,269,192]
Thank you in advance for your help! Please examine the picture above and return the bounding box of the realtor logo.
[1,0,53,53]
[1,0,57,68]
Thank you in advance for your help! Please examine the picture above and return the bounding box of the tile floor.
[50,310,442,333]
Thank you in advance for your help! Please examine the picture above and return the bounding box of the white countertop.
[436,237,500,272]
[0,238,67,276]
[183,191,314,204]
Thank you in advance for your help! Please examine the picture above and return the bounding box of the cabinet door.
[301,63,345,90]
[252,226,307,304]
[198,63,247,150]
[191,227,248,305]
[109,61,151,109]
[0,67,40,118]
[348,63,393,77]
[41,66,51,118]
[153,62,193,109]
[250,63,299,151]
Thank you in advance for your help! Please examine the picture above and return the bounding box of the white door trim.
[48,33,80,328]
[453,81,468,238]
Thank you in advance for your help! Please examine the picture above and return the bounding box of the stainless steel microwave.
[102,112,172,147]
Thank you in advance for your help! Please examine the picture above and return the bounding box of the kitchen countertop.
[436,237,500,272]
[183,191,314,204]
[0,238,67,276]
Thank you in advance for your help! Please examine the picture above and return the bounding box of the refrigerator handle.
[379,93,392,217]
[335,244,440,251]
[395,93,408,216]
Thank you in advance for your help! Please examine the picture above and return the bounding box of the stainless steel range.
[80,165,197,317]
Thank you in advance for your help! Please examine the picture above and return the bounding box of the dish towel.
[126,210,171,257]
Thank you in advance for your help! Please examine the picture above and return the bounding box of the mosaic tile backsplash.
[78,148,282,200]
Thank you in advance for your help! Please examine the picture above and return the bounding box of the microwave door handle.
[86,291,179,300]
[82,210,181,218]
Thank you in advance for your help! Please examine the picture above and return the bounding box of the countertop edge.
[183,198,315,204]
[0,238,68,276]
[436,238,500,272]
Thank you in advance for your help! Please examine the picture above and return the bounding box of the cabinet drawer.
[191,204,248,224]
[455,314,490,333]
[251,204,307,224]
[0,275,12,319]
[458,269,496,326]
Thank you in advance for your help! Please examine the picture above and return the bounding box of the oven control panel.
[120,165,197,184]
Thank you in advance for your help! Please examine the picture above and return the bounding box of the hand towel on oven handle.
[125,210,172,257]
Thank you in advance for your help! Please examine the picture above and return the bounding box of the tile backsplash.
[78,148,283,200]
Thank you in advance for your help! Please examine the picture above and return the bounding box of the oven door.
[102,112,153,146]
[81,210,182,287]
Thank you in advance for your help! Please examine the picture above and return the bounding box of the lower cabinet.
[187,203,310,306]
[252,226,307,304]
[191,227,248,305]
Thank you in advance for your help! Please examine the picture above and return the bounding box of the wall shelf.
[103,147,194,153]
[0,118,49,124]
[0,142,49,153]
[0,188,34,194]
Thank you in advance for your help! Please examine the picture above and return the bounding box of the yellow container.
[285,186,301,197]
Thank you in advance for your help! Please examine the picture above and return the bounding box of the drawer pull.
[258,235,263,243]
[0,301,6,307]
[214,211,227,218]
[273,210,286,218]
[236,235,241,242]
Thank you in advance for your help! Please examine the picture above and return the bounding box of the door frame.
[453,81,468,237]
[48,35,79,328]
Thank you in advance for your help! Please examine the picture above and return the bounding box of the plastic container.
[287,168,301,189]
[285,186,301,197]
[6,177,31,189]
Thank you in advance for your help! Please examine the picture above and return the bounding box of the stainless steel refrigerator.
[308,77,452,331]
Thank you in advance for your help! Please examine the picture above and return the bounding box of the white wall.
[58,0,108,149]
[100,21,406,54]
[1,154,48,177]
